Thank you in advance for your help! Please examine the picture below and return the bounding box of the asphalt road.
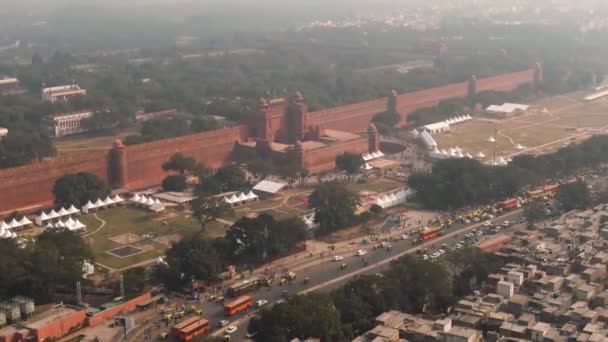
[158,210,524,342]
[145,210,522,341]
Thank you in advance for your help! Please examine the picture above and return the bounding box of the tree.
[161,175,187,192]
[309,183,360,236]
[0,238,30,301]
[162,153,197,175]
[30,228,93,302]
[557,180,591,211]
[524,200,546,228]
[192,197,230,234]
[158,235,224,290]
[248,293,345,342]
[0,129,57,169]
[119,267,146,297]
[53,172,110,206]
[335,153,364,180]
[369,204,383,216]
[248,158,276,179]
[214,165,248,192]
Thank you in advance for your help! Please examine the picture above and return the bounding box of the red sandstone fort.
[0,65,542,214]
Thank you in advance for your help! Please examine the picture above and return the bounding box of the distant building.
[41,84,86,103]
[485,103,529,117]
[0,78,21,95]
[134,109,177,123]
[0,127,7,140]
[44,111,94,137]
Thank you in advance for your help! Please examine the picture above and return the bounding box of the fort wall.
[0,69,535,214]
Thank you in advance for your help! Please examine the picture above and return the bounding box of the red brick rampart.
[87,292,152,327]
[0,69,535,214]
[303,137,370,173]
[123,125,249,190]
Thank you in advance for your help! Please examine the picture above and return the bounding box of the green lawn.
[82,207,225,269]
[348,179,401,194]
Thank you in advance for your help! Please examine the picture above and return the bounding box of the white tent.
[35,212,49,225]
[130,194,141,202]
[465,153,473,159]
[58,207,69,217]
[0,221,10,230]
[515,144,525,150]
[0,230,11,239]
[362,153,372,161]
[488,136,496,143]
[82,201,95,214]
[103,196,114,206]
[223,196,234,204]
[237,193,248,202]
[8,218,20,229]
[44,223,55,230]
[67,205,80,215]
[252,180,287,194]
[111,195,124,203]
[73,219,86,230]
[476,152,486,158]
[364,163,373,170]
[93,198,104,207]
[246,191,259,201]
[48,209,60,219]
[55,221,66,228]
[18,217,32,226]
[145,197,156,206]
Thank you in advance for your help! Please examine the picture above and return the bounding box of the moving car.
[356,250,367,256]
[225,326,238,334]
[219,320,230,327]
[400,234,410,240]
[333,255,344,261]
[256,299,268,308]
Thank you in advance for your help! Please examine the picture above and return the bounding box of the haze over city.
[1,1,608,342]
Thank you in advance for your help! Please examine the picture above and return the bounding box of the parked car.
[356,250,367,256]
[225,326,238,334]
[333,255,344,262]
[256,299,268,308]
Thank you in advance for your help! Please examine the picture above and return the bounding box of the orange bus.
[498,198,519,210]
[171,317,210,341]
[224,295,253,316]
[418,226,442,242]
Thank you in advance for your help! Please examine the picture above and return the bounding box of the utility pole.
[119,275,125,298]
[76,281,82,305]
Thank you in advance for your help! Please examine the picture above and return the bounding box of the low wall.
[34,308,87,342]
[303,138,370,173]
[87,292,152,327]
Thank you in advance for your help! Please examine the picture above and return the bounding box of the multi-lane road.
[150,210,524,342]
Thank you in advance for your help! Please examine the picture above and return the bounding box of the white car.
[438,249,446,255]
[225,326,238,334]
[423,254,429,260]
[256,299,268,308]
[333,255,344,262]
[400,234,410,240]
[431,252,440,258]
[483,220,492,227]
[219,320,230,327]
[356,250,367,256]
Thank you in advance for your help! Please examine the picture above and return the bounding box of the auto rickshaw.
[340,263,347,270]
[194,309,203,316]
[223,334,231,341]
[158,332,168,340]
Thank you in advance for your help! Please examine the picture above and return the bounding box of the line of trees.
[152,213,308,290]
[0,228,93,303]
[409,135,608,210]
[249,248,503,341]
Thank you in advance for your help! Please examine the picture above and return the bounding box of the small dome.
[113,139,124,149]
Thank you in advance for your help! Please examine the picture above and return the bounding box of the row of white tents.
[35,205,81,225]
[223,191,259,206]
[129,194,163,207]
[373,189,413,209]
[82,195,126,214]
[0,216,33,230]
[423,115,473,134]
[0,228,17,239]
[362,150,385,161]
[43,217,87,231]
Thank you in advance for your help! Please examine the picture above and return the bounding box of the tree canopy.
[557,180,591,211]
[335,152,364,178]
[52,172,110,207]
[161,174,187,192]
[309,183,360,236]
[162,153,198,175]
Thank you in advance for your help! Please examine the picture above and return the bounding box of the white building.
[419,130,438,150]
[486,103,529,116]
[423,121,450,134]
[41,84,86,103]
[497,280,514,298]
[45,111,95,137]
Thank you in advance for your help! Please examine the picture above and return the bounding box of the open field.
[433,91,608,161]
[54,130,138,156]
[81,207,225,270]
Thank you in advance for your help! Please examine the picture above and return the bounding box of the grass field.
[82,207,225,270]
[433,91,608,161]
[54,130,138,156]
